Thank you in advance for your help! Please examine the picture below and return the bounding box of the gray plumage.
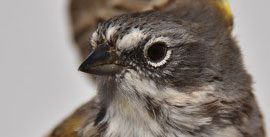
[49,0,265,137]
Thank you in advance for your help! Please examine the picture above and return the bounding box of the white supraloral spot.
[116,28,146,51]
[106,26,118,41]
[91,31,98,48]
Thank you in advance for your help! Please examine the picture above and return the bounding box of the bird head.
[79,0,247,90]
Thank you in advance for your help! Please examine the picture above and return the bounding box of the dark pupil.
[147,42,167,62]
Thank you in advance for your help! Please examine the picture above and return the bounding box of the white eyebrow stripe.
[106,26,118,41]
[116,28,146,51]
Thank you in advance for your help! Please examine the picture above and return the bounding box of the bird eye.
[144,42,171,67]
[146,42,167,62]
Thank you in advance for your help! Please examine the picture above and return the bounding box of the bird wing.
[47,97,100,137]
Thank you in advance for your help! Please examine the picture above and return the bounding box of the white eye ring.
[144,42,172,68]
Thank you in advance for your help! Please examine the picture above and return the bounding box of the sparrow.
[48,0,265,137]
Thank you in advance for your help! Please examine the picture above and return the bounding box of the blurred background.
[0,0,269,137]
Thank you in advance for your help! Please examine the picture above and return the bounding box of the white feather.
[116,28,146,51]
[106,26,118,41]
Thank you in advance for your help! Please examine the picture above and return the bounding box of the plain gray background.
[0,0,269,137]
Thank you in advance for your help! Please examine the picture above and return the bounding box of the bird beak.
[79,44,123,75]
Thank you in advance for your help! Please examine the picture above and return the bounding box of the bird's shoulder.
[47,97,100,137]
